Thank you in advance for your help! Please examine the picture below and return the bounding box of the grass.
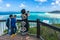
[29,27,37,34]
[29,24,60,40]
[40,26,58,40]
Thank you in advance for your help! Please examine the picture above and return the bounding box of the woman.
[21,9,29,35]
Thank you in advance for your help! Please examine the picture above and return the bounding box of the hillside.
[49,11,60,13]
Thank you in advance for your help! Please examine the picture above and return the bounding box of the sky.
[0,0,60,12]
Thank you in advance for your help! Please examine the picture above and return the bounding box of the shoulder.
[22,13,27,16]
[13,18,16,21]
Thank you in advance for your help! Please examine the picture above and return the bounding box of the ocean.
[0,12,60,36]
[0,12,60,24]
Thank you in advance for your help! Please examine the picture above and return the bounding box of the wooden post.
[37,19,40,38]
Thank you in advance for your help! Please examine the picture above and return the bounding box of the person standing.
[10,15,17,38]
[11,15,17,35]
[21,9,29,35]
[6,15,13,35]
[13,15,17,34]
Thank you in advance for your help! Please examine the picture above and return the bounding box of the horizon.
[0,0,60,12]
[0,10,60,12]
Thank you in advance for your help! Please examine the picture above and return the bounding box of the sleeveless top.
[21,13,28,20]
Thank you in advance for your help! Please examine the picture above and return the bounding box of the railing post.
[37,19,40,38]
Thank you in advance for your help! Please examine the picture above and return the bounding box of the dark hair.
[21,9,26,14]
[27,11,29,12]
[14,15,16,17]
[9,15,13,17]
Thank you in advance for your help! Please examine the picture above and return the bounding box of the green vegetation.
[52,24,60,27]
[4,29,8,34]
[29,27,37,34]
[28,24,60,40]
[40,26,58,40]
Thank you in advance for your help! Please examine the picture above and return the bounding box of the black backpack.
[6,18,10,28]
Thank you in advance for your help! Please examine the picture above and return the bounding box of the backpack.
[6,18,11,35]
[6,18,9,28]
[6,18,11,28]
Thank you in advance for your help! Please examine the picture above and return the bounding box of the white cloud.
[55,0,60,6]
[6,3,11,7]
[51,3,56,7]
[51,0,60,8]
[55,1,60,4]
[35,0,47,2]
[51,0,60,6]
[0,0,2,3]
[51,2,55,5]
[19,3,26,8]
